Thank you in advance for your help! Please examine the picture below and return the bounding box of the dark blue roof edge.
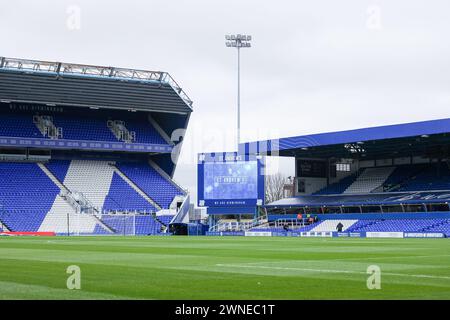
[240,117,450,153]
[264,190,450,207]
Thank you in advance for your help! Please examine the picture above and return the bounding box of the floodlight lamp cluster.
[225,34,252,48]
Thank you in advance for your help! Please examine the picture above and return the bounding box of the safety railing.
[0,56,193,107]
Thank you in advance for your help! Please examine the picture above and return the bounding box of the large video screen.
[203,161,258,200]
[198,152,264,207]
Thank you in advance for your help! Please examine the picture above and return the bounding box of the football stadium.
[0,56,449,302]
[1,2,450,308]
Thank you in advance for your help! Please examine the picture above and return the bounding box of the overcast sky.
[1,0,450,197]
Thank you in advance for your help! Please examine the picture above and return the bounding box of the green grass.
[0,236,449,300]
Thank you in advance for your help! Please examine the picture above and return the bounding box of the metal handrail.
[0,56,193,107]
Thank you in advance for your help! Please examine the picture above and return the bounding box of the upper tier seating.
[0,113,44,138]
[117,162,184,208]
[124,118,167,145]
[315,163,450,195]
[52,114,118,142]
[397,164,450,191]
[382,164,425,191]
[0,110,168,145]
[344,167,395,194]
[0,162,60,231]
[314,172,359,195]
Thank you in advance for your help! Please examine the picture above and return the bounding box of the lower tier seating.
[315,218,450,236]
[0,162,60,231]
[258,218,450,236]
[117,162,184,209]
[0,159,182,234]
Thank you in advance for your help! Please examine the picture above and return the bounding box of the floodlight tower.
[225,34,252,147]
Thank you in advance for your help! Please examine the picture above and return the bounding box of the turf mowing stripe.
[215,264,450,280]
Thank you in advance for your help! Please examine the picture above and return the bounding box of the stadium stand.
[0,112,44,139]
[314,171,361,195]
[117,162,184,209]
[0,108,169,145]
[232,118,450,238]
[0,157,183,234]
[0,162,60,231]
[257,218,450,237]
[45,160,71,183]
[396,163,450,191]
[314,163,450,195]
[103,173,157,212]
[310,219,358,232]
[424,220,450,235]
[157,214,175,226]
[0,57,191,236]
[135,215,167,235]
[344,167,395,194]
[123,117,168,145]
[250,222,319,233]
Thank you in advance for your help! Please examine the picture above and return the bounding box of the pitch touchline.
[215,264,450,280]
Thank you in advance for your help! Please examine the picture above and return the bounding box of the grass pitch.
[0,236,449,300]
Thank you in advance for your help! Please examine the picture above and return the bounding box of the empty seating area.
[45,160,71,182]
[118,162,184,208]
[123,118,167,145]
[248,218,450,236]
[0,162,60,231]
[425,220,450,236]
[58,160,115,209]
[346,218,450,235]
[0,109,168,145]
[0,158,182,234]
[52,114,118,142]
[157,214,175,225]
[314,172,359,195]
[315,162,450,195]
[46,160,160,213]
[251,222,319,233]
[382,164,425,191]
[344,167,395,194]
[103,173,157,213]
[0,112,43,138]
[397,164,450,191]
[135,215,167,235]
[311,219,358,232]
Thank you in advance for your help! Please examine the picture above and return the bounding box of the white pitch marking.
[215,264,450,280]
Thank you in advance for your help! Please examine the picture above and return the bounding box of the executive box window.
[336,163,351,172]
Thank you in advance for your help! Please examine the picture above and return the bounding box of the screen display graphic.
[197,152,265,208]
[203,161,258,200]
